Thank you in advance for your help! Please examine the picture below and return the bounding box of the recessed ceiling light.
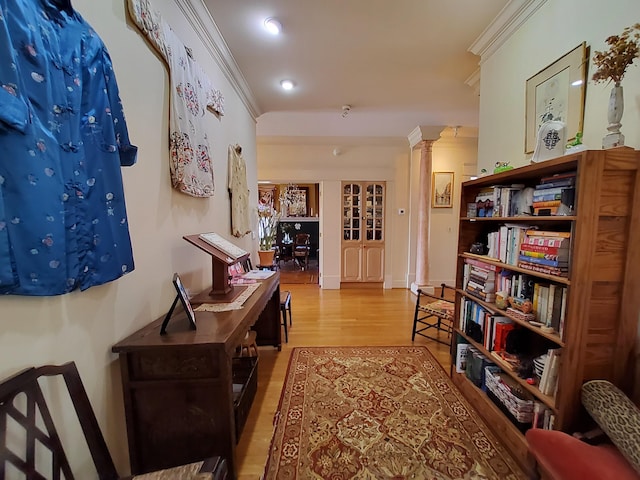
[264,17,282,35]
[280,79,295,91]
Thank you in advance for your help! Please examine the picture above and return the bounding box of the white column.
[408,126,444,295]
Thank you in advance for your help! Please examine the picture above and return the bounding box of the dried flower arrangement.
[592,23,640,85]
[257,204,280,251]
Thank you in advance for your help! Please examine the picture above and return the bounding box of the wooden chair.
[411,283,455,346]
[293,233,310,270]
[280,290,292,342]
[0,361,228,479]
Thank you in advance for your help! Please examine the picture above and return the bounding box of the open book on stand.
[199,232,249,260]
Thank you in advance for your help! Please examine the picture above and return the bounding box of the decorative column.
[408,126,444,295]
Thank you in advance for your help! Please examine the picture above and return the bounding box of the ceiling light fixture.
[341,105,351,118]
[280,79,295,91]
[264,17,282,35]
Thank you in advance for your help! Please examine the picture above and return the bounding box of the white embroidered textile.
[228,145,251,237]
[128,0,225,197]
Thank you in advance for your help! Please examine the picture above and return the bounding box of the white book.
[456,343,470,373]
[199,232,248,260]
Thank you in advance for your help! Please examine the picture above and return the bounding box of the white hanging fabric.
[128,0,225,197]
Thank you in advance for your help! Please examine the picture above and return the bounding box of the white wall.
[478,0,640,171]
[0,0,258,475]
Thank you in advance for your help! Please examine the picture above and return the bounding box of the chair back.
[294,233,310,247]
[0,362,119,480]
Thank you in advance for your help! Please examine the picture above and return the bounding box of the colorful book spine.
[518,261,568,277]
[525,230,571,238]
[519,250,567,261]
[519,254,568,268]
[532,199,562,208]
[532,193,563,202]
[534,206,560,216]
[520,242,569,254]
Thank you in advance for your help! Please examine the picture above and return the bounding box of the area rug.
[263,346,526,479]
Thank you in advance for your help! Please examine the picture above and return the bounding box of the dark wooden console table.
[112,274,280,479]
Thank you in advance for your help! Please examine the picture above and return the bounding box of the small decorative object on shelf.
[531,119,566,163]
[493,162,514,174]
[592,23,640,149]
[565,131,587,154]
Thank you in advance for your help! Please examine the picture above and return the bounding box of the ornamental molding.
[468,0,548,63]
[178,0,261,119]
[407,126,446,149]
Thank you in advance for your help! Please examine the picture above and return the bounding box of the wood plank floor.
[235,284,453,479]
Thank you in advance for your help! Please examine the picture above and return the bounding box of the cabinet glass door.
[343,183,361,241]
[365,183,384,241]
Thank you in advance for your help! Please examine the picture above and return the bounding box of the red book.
[520,242,569,254]
[522,236,570,249]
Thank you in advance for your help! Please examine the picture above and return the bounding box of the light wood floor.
[235,284,453,479]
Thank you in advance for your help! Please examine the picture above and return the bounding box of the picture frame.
[525,42,587,154]
[288,187,308,217]
[160,273,197,335]
[432,172,454,208]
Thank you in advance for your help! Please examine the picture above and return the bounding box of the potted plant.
[257,204,280,266]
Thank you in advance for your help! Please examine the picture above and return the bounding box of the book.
[518,261,568,277]
[534,206,560,216]
[198,232,249,260]
[519,250,567,261]
[539,171,577,184]
[520,242,569,255]
[532,200,562,208]
[456,342,470,373]
[518,254,568,268]
[522,236,570,249]
[525,230,571,238]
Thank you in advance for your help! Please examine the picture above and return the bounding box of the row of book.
[459,297,515,352]
[462,257,500,302]
[485,226,571,275]
[534,348,562,396]
[455,339,555,432]
[472,170,577,219]
[532,171,576,216]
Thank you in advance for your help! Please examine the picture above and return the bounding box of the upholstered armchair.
[526,380,640,480]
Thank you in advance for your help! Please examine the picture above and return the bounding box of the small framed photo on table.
[160,273,197,335]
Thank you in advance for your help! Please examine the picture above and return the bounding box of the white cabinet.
[341,182,385,284]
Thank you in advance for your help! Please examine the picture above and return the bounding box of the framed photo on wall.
[525,42,587,153]
[432,172,454,208]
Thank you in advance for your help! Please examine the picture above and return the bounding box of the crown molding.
[177,0,262,119]
[468,0,547,63]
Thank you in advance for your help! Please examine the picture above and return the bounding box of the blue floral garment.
[0,0,138,295]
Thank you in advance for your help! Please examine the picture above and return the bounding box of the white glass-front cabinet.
[341,182,385,283]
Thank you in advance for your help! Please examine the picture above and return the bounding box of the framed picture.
[288,187,308,217]
[160,273,197,334]
[525,42,587,153]
[432,172,454,208]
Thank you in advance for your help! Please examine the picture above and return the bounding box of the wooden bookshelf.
[452,147,640,470]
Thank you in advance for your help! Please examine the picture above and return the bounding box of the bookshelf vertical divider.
[451,147,640,472]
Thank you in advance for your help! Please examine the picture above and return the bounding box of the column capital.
[407,126,446,149]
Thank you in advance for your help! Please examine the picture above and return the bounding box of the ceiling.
[202,0,509,139]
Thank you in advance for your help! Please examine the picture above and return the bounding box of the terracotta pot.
[257,249,275,266]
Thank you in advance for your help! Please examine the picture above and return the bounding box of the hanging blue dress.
[0,0,138,295]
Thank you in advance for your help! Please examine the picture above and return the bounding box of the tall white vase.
[603,83,625,149]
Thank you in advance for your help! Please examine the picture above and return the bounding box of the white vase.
[603,83,625,149]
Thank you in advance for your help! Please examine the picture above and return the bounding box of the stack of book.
[518,230,570,277]
[463,258,500,302]
[537,348,562,396]
[459,297,515,352]
[532,171,576,216]
[491,184,525,217]
[532,282,568,336]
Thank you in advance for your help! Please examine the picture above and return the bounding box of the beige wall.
[258,135,477,289]
[478,0,640,171]
[0,0,258,475]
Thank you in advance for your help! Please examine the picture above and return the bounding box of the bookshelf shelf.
[457,289,565,346]
[461,253,571,285]
[452,147,640,472]
[457,330,557,410]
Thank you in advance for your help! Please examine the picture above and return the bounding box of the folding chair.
[411,283,455,346]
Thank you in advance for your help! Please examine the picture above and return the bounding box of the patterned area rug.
[263,346,527,479]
